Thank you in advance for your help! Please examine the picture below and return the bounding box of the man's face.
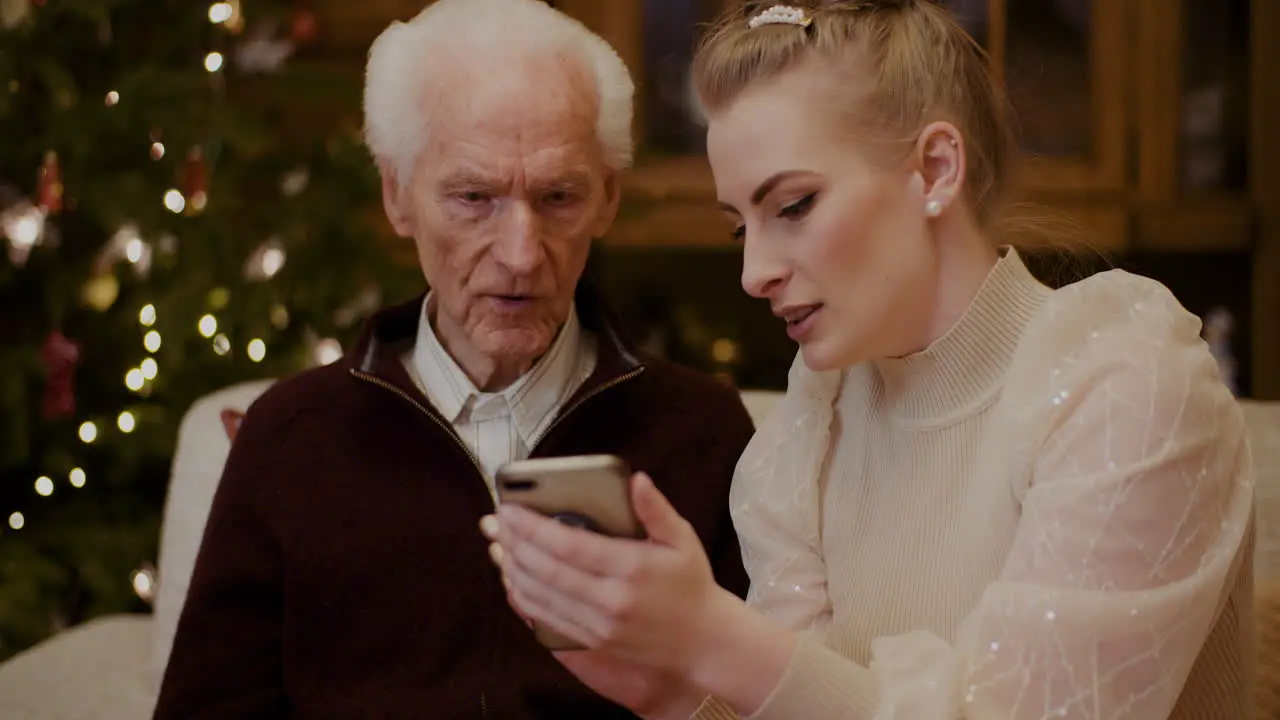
[381,57,619,385]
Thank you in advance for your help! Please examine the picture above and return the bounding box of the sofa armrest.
[0,614,156,719]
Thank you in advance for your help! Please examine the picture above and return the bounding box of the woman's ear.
[379,162,415,238]
[914,121,965,218]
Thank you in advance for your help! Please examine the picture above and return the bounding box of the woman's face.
[707,68,946,371]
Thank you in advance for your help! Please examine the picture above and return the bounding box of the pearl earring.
[925,199,943,217]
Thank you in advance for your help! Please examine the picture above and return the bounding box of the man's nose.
[491,204,542,275]
[740,233,788,299]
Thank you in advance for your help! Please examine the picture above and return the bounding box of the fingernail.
[488,542,505,566]
[479,514,500,538]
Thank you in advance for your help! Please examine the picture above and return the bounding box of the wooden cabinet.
[556,0,1277,397]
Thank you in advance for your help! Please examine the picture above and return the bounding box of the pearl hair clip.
[747,5,813,30]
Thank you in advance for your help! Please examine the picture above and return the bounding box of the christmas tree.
[0,0,418,659]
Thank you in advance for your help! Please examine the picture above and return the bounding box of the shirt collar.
[411,294,587,443]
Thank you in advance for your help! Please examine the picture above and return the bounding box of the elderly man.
[154,0,753,718]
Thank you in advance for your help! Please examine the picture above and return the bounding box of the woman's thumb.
[631,472,687,546]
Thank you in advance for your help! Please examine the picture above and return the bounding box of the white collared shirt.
[403,296,597,502]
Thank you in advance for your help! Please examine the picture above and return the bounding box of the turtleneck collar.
[871,247,1051,426]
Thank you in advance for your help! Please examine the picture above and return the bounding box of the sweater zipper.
[351,366,647,463]
[352,363,642,720]
[349,369,486,479]
[527,367,645,453]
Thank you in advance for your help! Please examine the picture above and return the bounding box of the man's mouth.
[491,295,536,308]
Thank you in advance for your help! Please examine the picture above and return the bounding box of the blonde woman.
[484,2,1255,718]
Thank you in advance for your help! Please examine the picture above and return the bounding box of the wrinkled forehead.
[418,52,602,179]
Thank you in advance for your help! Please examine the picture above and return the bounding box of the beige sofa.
[0,382,1275,719]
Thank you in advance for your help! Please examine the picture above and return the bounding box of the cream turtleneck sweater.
[696,249,1254,719]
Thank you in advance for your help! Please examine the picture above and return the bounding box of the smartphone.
[495,454,644,650]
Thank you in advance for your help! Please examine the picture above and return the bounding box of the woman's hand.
[554,650,707,720]
[480,473,797,716]
[482,523,704,719]
[482,472,728,674]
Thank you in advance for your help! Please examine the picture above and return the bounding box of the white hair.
[363,0,635,183]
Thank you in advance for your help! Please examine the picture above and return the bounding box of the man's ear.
[379,162,415,238]
[914,121,965,216]
[589,168,623,239]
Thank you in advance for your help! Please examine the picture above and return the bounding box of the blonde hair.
[364,0,635,184]
[693,0,1019,227]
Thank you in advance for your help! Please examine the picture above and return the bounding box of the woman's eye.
[778,193,816,219]
[730,225,746,241]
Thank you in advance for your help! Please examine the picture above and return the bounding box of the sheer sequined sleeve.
[729,354,842,638]
[734,275,1254,720]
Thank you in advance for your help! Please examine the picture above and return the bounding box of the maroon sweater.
[154,288,754,719]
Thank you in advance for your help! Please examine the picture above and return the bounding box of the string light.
[2,202,45,249]
[212,333,231,356]
[125,368,145,391]
[208,287,230,309]
[117,411,136,433]
[270,304,290,329]
[208,2,233,23]
[139,304,156,326]
[198,314,217,337]
[164,189,185,213]
[8,512,23,531]
[140,357,158,380]
[260,247,284,276]
[105,90,119,106]
[78,421,98,443]
[125,237,145,263]
[150,142,165,160]
[204,52,224,73]
[69,468,86,488]
[315,338,343,366]
[144,330,162,352]
[131,566,156,603]
[247,338,266,362]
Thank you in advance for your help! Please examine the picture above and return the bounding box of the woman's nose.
[740,235,788,299]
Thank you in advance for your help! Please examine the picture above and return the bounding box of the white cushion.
[150,379,274,688]
[0,615,154,719]
[740,389,783,428]
[1244,401,1280,580]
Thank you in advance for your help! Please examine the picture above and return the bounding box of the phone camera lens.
[551,512,597,532]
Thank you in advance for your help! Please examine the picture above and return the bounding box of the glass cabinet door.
[1003,0,1093,158]
[939,0,1124,191]
[1179,0,1250,193]
[640,0,721,157]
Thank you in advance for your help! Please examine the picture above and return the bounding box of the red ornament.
[37,150,63,214]
[182,146,208,212]
[220,409,245,441]
[40,330,81,420]
[289,4,319,46]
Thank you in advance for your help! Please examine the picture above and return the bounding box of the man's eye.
[456,192,489,205]
[543,190,578,206]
